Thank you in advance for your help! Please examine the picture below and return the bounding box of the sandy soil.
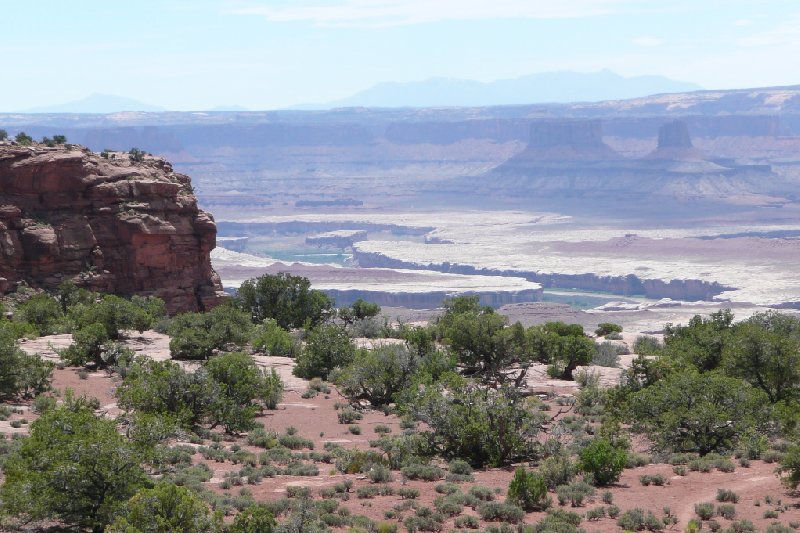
[4,332,799,532]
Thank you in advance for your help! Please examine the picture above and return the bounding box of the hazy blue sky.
[2,0,799,110]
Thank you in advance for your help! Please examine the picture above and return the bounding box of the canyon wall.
[353,249,731,302]
[0,143,226,312]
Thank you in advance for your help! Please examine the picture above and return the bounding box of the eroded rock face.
[0,143,226,313]
[657,120,693,149]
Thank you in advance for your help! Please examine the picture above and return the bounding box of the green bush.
[477,502,525,523]
[334,344,419,406]
[778,444,800,489]
[252,319,298,357]
[15,132,33,145]
[556,481,595,507]
[0,405,149,531]
[468,485,494,502]
[0,326,53,400]
[293,324,355,380]
[633,335,662,355]
[229,503,276,533]
[716,503,736,520]
[205,352,263,433]
[593,342,626,367]
[695,502,715,520]
[69,294,164,339]
[595,323,622,337]
[236,272,333,329]
[106,481,221,532]
[454,515,480,529]
[408,379,543,467]
[260,367,283,410]
[401,463,443,481]
[539,453,577,490]
[169,305,252,360]
[16,293,63,335]
[627,370,770,455]
[617,508,649,531]
[577,438,627,486]
[506,466,550,511]
[368,464,393,483]
[717,489,739,503]
[60,322,109,366]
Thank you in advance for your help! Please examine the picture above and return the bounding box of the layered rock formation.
[498,120,622,171]
[0,142,226,312]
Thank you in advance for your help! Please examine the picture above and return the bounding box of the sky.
[1,0,799,111]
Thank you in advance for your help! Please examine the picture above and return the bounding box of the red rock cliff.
[0,142,226,313]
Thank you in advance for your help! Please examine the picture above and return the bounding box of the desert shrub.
[408,378,544,467]
[334,344,419,406]
[593,342,625,367]
[777,444,800,489]
[633,335,662,355]
[595,323,622,337]
[695,502,715,520]
[617,508,648,531]
[286,486,311,498]
[16,293,63,335]
[434,482,459,495]
[260,367,283,409]
[31,393,56,414]
[60,322,107,368]
[764,525,794,533]
[527,321,597,380]
[466,485,493,502]
[402,463,443,481]
[252,318,298,357]
[639,474,666,486]
[68,294,164,340]
[454,515,480,529]
[169,305,252,360]
[398,488,420,499]
[375,424,392,434]
[106,481,220,532]
[577,438,627,486]
[205,352,263,433]
[0,328,53,400]
[556,481,595,507]
[716,504,736,520]
[236,273,333,329]
[368,464,393,483]
[727,520,757,533]
[279,433,314,450]
[0,405,149,531]
[337,407,363,424]
[294,324,355,380]
[507,467,550,511]
[229,503,276,533]
[539,454,577,489]
[477,502,525,523]
[15,132,33,145]
[585,506,606,521]
[627,370,770,455]
[434,495,464,516]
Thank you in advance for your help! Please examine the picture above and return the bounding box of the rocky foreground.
[0,142,226,312]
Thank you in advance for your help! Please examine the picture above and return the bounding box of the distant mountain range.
[295,70,703,109]
[15,70,702,114]
[23,93,166,114]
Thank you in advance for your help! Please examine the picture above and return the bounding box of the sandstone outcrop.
[506,120,623,164]
[0,142,226,312]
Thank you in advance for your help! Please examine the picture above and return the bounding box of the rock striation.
[0,142,226,312]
